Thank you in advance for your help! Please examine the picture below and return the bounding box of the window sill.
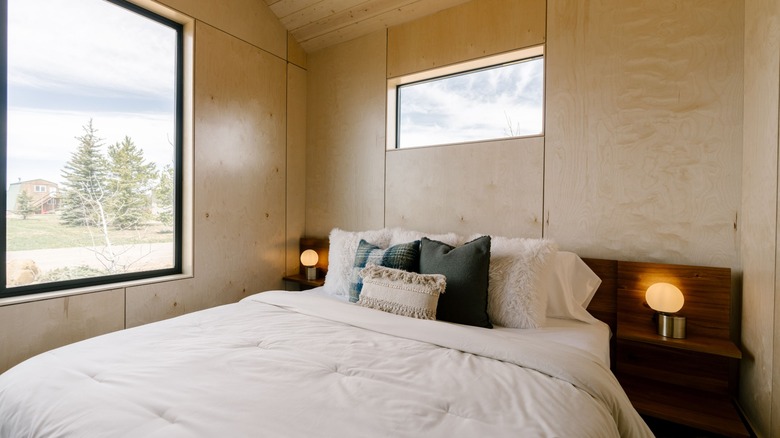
[0,273,194,307]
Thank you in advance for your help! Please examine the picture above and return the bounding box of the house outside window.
[2,0,184,296]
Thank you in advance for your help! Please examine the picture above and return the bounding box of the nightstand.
[615,261,749,438]
[282,274,324,291]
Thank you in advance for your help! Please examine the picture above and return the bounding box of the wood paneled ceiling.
[265,0,471,53]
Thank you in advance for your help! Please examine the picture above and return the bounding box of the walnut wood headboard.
[582,257,736,369]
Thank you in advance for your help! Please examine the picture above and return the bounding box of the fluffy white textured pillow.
[357,265,446,320]
[482,235,558,329]
[544,251,602,323]
[388,228,460,247]
[323,228,392,296]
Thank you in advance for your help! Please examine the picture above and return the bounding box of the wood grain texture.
[288,33,308,69]
[267,0,469,53]
[286,64,308,276]
[156,0,287,58]
[545,0,742,268]
[305,31,387,237]
[386,0,545,78]
[126,22,288,327]
[742,0,780,436]
[385,138,544,239]
[618,261,733,343]
[0,290,124,373]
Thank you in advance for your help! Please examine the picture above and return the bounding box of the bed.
[0,229,652,437]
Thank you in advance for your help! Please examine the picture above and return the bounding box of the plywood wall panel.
[386,0,545,78]
[0,289,124,373]
[385,138,544,238]
[155,0,287,59]
[288,33,308,69]
[306,31,387,237]
[286,64,308,275]
[742,0,780,436]
[545,0,742,268]
[127,22,288,327]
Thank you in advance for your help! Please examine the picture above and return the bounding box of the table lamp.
[645,282,686,338]
[300,249,319,281]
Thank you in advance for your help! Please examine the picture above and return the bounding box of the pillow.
[348,239,420,303]
[357,265,446,320]
[323,228,392,296]
[420,236,492,328]
[388,228,461,247]
[483,235,557,329]
[544,251,603,323]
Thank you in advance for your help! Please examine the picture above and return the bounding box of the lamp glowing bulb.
[645,282,684,314]
[300,250,319,280]
[646,282,686,338]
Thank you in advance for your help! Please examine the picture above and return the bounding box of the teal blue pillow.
[420,236,492,328]
[349,239,420,303]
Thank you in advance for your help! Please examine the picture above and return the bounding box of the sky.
[398,57,544,149]
[6,0,177,187]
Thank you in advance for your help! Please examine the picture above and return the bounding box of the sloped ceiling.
[264,0,471,53]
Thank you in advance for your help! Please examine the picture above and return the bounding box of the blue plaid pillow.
[349,239,421,303]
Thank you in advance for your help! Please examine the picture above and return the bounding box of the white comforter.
[0,291,653,438]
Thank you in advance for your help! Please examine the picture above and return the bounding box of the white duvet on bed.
[0,291,651,438]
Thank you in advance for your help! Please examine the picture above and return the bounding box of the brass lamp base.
[657,313,686,338]
[305,266,317,281]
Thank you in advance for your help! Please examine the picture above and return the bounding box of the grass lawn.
[7,213,174,251]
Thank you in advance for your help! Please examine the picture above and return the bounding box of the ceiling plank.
[282,0,367,30]
[296,0,470,52]
[270,0,323,19]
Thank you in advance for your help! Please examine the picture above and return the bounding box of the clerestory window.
[387,46,544,149]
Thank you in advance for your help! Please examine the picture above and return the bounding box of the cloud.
[398,58,544,148]
[6,0,177,187]
[8,0,176,101]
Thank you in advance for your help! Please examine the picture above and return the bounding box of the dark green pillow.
[420,236,492,328]
[349,239,421,303]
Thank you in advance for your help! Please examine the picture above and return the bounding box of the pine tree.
[15,190,35,219]
[107,136,158,229]
[154,164,174,228]
[59,120,110,227]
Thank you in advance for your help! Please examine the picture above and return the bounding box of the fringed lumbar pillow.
[357,265,446,320]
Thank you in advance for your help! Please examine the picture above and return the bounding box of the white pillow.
[323,228,392,296]
[388,228,460,247]
[478,235,558,329]
[544,251,602,323]
[357,265,446,320]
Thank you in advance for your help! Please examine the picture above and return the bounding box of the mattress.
[0,290,651,438]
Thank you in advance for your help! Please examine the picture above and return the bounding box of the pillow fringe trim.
[357,295,437,320]
[359,265,446,293]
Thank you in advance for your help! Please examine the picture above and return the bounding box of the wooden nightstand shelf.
[283,273,324,290]
[615,261,749,438]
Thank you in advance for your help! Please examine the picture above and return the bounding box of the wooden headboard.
[581,257,736,369]
[582,258,619,367]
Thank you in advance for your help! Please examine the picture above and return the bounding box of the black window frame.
[0,0,184,298]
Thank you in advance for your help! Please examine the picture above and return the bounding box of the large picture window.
[2,0,183,297]
[388,46,544,149]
